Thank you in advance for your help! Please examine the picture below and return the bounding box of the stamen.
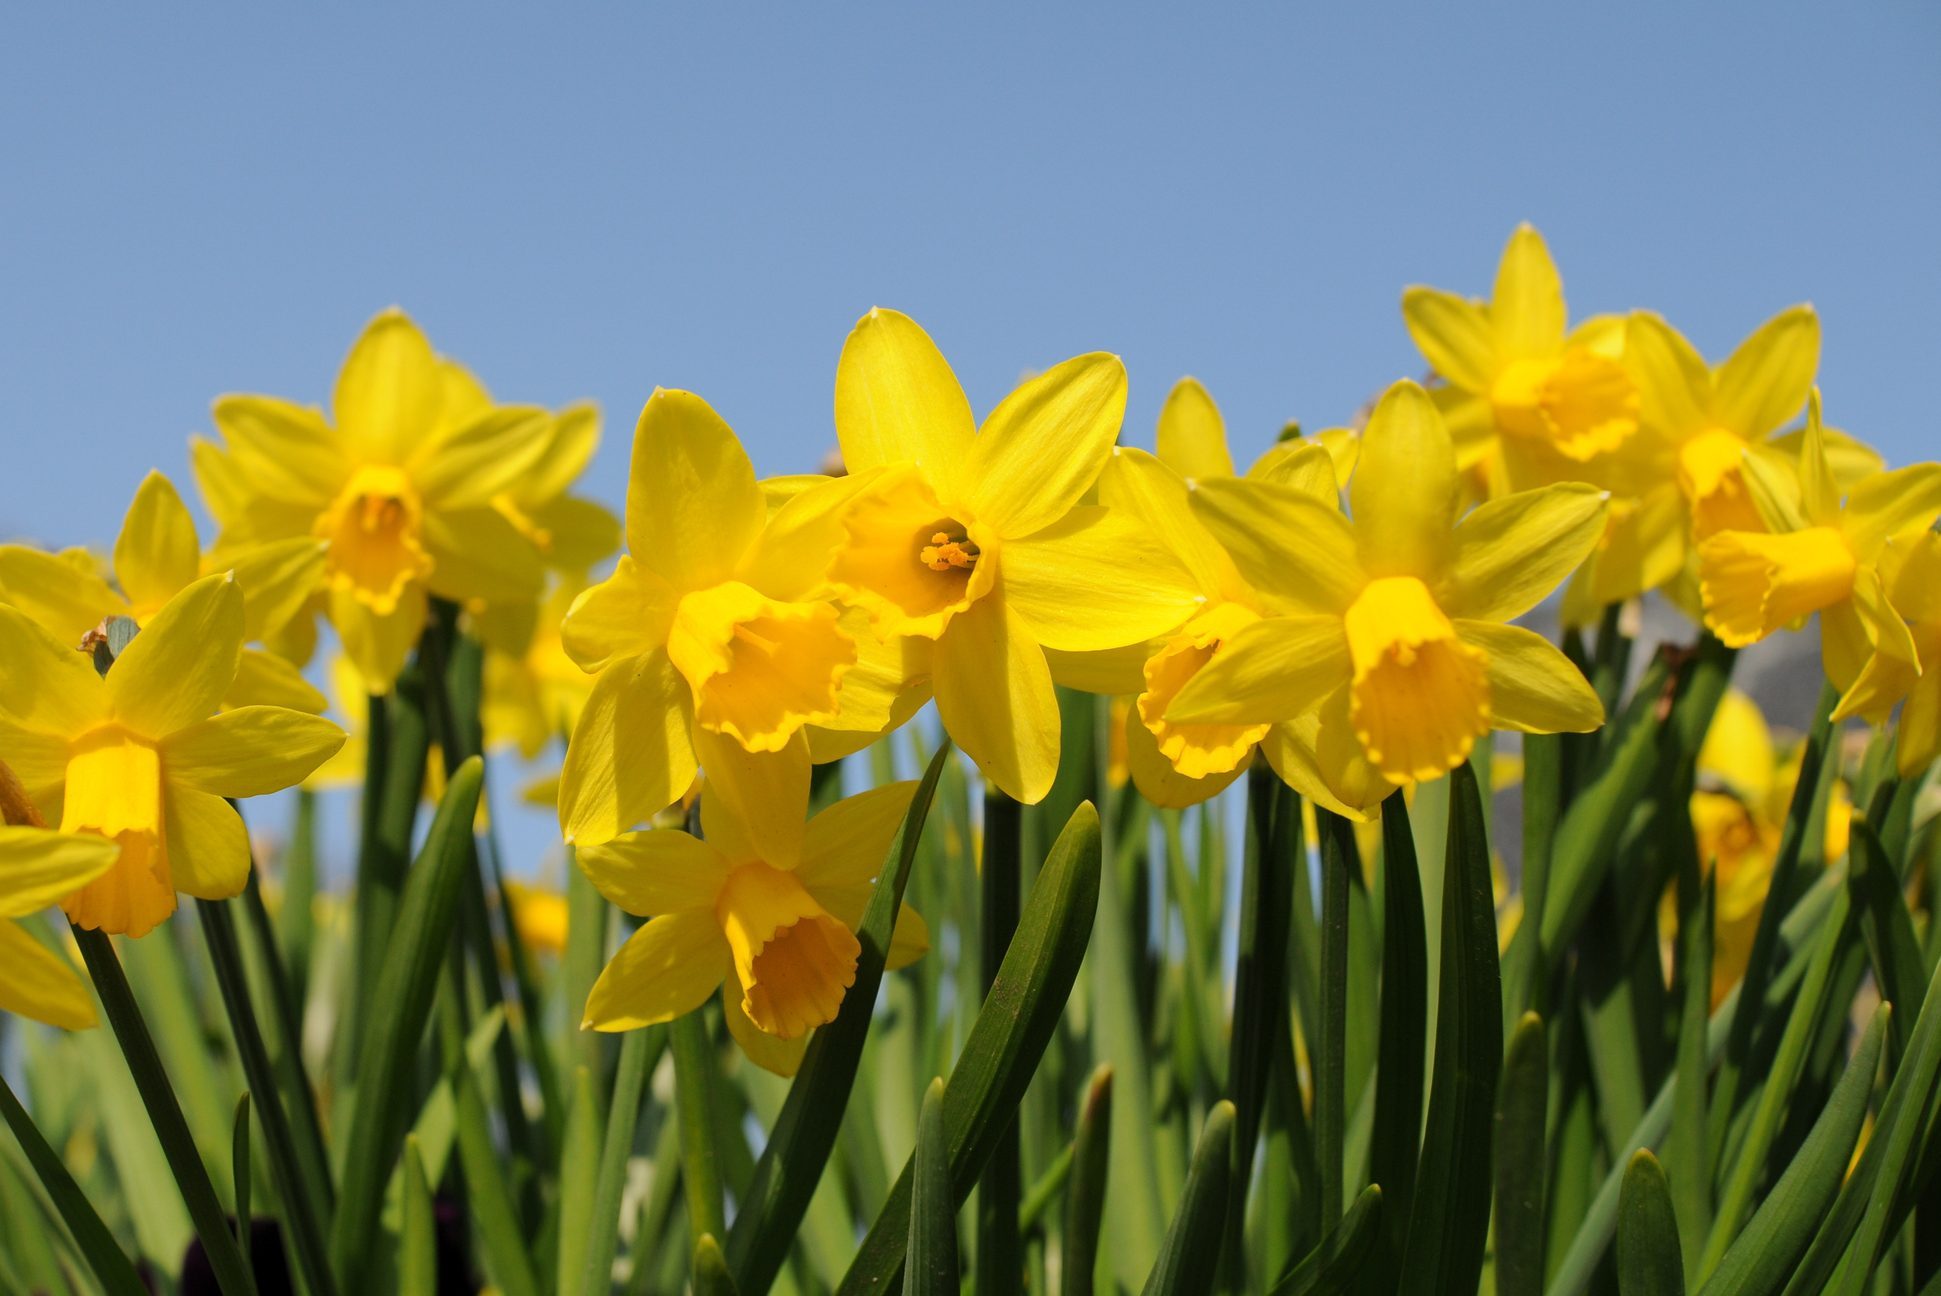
[918,529,980,572]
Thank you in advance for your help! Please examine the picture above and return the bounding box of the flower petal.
[225,649,328,714]
[1844,463,1941,556]
[517,403,601,505]
[1898,672,1941,779]
[1002,505,1203,652]
[1457,620,1604,733]
[1492,224,1566,357]
[834,308,976,498]
[583,910,728,1031]
[0,544,123,645]
[164,786,251,901]
[1096,447,1235,598]
[1189,478,1364,615]
[1625,311,1711,439]
[576,829,730,917]
[0,827,120,918]
[211,396,350,507]
[412,406,555,509]
[423,507,544,605]
[107,574,243,740]
[333,309,444,463]
[966,352,1127,538]
[221,537,328,643]
[625,388,766,593]
[800,887,931,971]
[526,494,624,572]
[1154,378,1235,479]
[330,585,426,695]
[1044,643,1151,695]
[0,604,107,735]
[932,595,1059,804]
[114,472,202,614]
[1258,690,1395,820]
[1713,305,1819,440]
[560,556,680,674]
[797,781,918,889]
[1163,615,1348,725]
[694,728,810,869]
[559,649,696,846]
[1402,287,1496,392]
[162,706,345,798]
[1441,483,1607,621]
[1350,380,1460,581]
[0,919,96,1029]
[1123,707,1246,809]
[722,978,812,1076]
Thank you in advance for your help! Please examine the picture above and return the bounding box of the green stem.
[0,1070,148,1296]
[1315,807,1353,1229]
[978,785,1024,1296]
[239,868,334,1218]
[576,1023,666,1296]
[672,1009,726,1250]
[72,923,260,1296]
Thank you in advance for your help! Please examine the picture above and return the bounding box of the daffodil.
[503,879,569,958]
[1164,379,1608,810]
[0,574,344,937]
[1403,224,1637,492]
[0,758,117,1029]
[556,389,860,845]
[1697,392,1941,690]
[0,472,326,712]
[194,309,562,692]
[578,768,928,1077]
[1832,529,1941,777]
[822,309,1200,803]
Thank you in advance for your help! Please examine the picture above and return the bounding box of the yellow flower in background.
[1166,379,1607,812]
[502,879,569,958]
[479,576,600,761]
[0,758,117,1029]
[1833,530,1941,777]
[555,389,859,845]
[0,575,344,937]
[824,308,1200,803]
[194,309,561,692]
[0,471,327,713]
[1697,391,1941,691]
[578,767,928,1077]
[1403,224,1637,490]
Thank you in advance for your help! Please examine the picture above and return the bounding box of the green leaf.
[1142,1100,1235,1296]
[1266,1183,1383,1296]
[727,741,952,1293]
[673,1006,728,1259]
[450,1006,543,1296]
[0,1071,147,1296]
[1397,761,1501,1296]
[1494,1012,1548,1296]
[1667,865,1715,1278]
[399,1136,436,1296]
[977,786,1025,1296]
[1617,1151,1684,1295]
[232,1092,251,1262]
[1848,819,1928,1060]
[1314,808,1355,1230]
[575,1022,665,1296]
[694,1234,742,1296]
[1694,1003,1887,1296]
[330,755,485,1291]
[907,1078,959,1295]
[1364,789,1427,1294]
[556,1066,601,1296]
[836,800,1103,1296]
[1062,1065,1113,1296]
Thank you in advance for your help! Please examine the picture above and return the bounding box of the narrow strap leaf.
[399,1136,436,1296]
[1061,1064,1113,1296]
[1617,1151,1685,1295]
[1494,1012,1548,1296]
[1141,1100,1235,1296]
[1266,1184,1383,1296]
[1364,789,1427,1294]
[907,1078,959,1295]
[0,1070,148,1296]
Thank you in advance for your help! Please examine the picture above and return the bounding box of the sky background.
[4,5,1937,876]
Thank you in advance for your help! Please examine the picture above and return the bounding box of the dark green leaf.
[1364,790,1426,1294]
[1617,1151,1684,1295]
[1494,1012,1547,1296]
[1267,1184,1383,1296]
[0,1071,147,1296]
[1062,1065,1113,1296]
[1142,1101,1235,1296]
[907,1078,958,1296]
[695,1234,742,1296]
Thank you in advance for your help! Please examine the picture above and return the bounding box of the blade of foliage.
[1617,1150,1684,1296]
[1315,807,1354,1229]
[1365,788,1427,1294]
[1494,1011,1548,1296]
[232,1092,251,1261]
[695,1235,742,1296]
[1266,1184,1382,1296]
[399,1136,436,1296]
[556,1065,601,1296]
[1225,771,1292,1288]
[240,869,335,1223]
[1849,819,1929,1059]
[346,679,430,1088]
[1063,1064,1113,1296]
[977,784,1025,1296]
[1502,732,1562,1025]
[673,1007,727,1255]
[1142,1100,1235,1296]
[578,1023,666,1296]
[0,1070,147,1296]
[907,1078,958,1296]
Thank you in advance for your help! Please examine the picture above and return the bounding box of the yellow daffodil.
[479,576,600,761]
[823,309,1200,803]
[194,309,563,692]
[1833,530,1941,777]
[502,879,569,958]
[0,472,327,713]
[0,758,117,1029]
[1164,379,1607,811]
[0,574,344,937]
[556,390,860,845]
[578,768,928,1077]
[1697,392,1941,690]
[1403,225,1638,493]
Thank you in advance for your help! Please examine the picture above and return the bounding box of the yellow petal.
[0,919,97,1029]
[1441,483,1607,621]
[161,706,345,798]
[225,648,327,714]
[834,308,976,498]
[412,406,555,509]
[221,538,328,643]
[717,861,859,1037]
[741,474,865,603]
[625,389,766,593]
[330,585,426,695]
[0,604,108,735]
[113,472,202,615]
[667,585,854,752]
[516,403,602,506]
[1795,392,1842,527]
[583,910,728,1031]
[966,352,1127,539]
[1897,670,1941,779]
[163,787,251,901]
[0,827,120,919]
[932,595,1059,804]
[576,829,730,917]
[1258,693,1396,821]
[1401,287,1496,392]
[1698,527,1856,647]
[559,649,696,846]
[1351,380,1460,580]
[210,396,350,507]
[0,543,124,645]
[423,507,544,605]
[1163,614,1348,726]
[1096,447,1235,599]
[1154,378,1234,479]
[1457,621,1603,733]
[1819,597,1872,696]
[807,617,933,762]
[1123,705,1247,809]
[1344,577,1490,783]
[1713,305,1819,440]
[525,494,624,572]
[333,309,444,463]
[723,981,812,1076]
[107,574,243,741]
[1043,643,1152,696]
[801,885,930,970]
[1189,478,1364,615]
[796,781,918,889]
[1492,224,1566,357]
[1843,463,1941,557]
[694,729,811,869]
[1002,505,1202,652]
[1624,312,1711,439]
[1247,441,1343,501]
[560,556,679,674]
[1738,442,1807,533]
[1587,484,1688,608]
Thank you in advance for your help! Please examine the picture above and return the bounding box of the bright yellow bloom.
[1834,530,1941,777]
[822,309,1200,803]
[0,575,344,937]
[503,879,569,957]
[556,390,861,844]
[1697,392,1941,691]
[0,757,117,1029]
[194,309,562,692]
[578,766,928,1077]
[1403,225,1637,490]
[0,472,327,713]
[1165,380,1607,811]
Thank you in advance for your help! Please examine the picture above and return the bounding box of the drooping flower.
[1832,529,1941,777]
[194,309,562,692]
[0,757,117,1029]
[0,471,327,712]
[0,574,344,936]
[1164,379,1608,810]
[578,760,927,1077]
[822,308,1200,803]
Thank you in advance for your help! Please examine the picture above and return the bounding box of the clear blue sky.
[4,6,1936,871]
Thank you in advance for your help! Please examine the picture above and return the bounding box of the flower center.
[1698,526,1856,648]
[1491,348,1638,462]
[1341,576,1490,783]
[666,582,856,753]
[314,464,433,615]
[716,861,861,1039]
[919,528,980,572]
[1679,428,1765,539]
[59,725,175,937]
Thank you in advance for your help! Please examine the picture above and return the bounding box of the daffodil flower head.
[576,754,927,1077]
[0,574,344,937]
[0,757,118,1029]
[1163,379,1608,810]
[1831,529,1941,777]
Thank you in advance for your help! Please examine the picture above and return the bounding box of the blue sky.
[4,6,1937,872]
